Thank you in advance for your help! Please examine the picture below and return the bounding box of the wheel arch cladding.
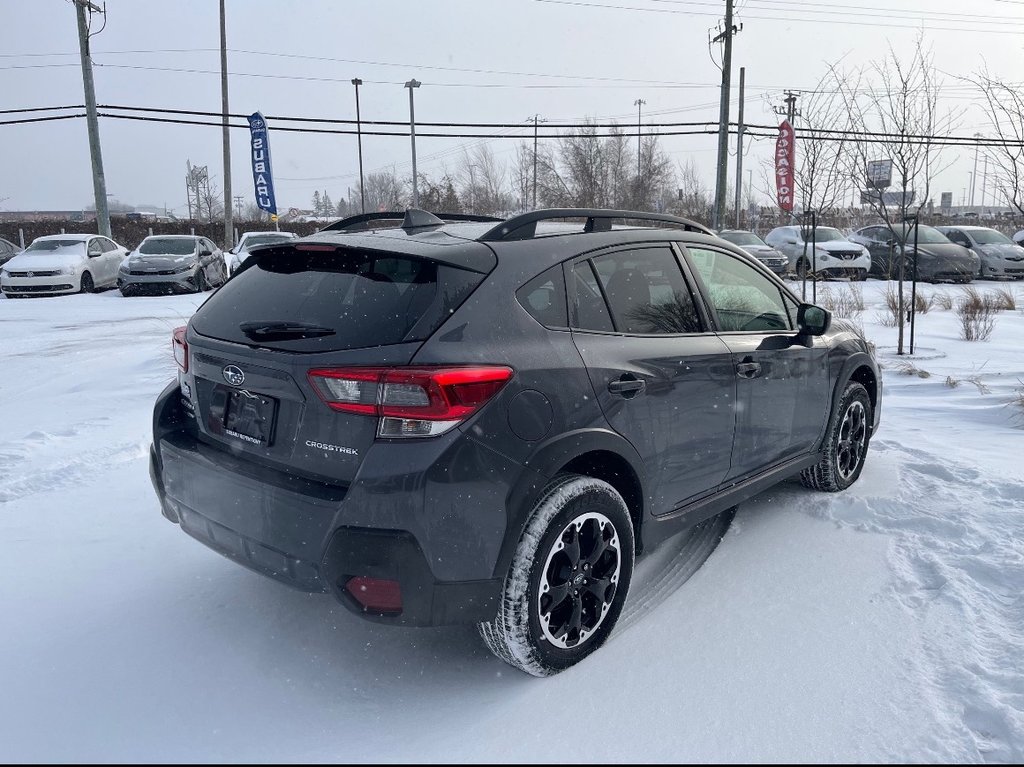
[849,364,877,412]
[560,450,644,555]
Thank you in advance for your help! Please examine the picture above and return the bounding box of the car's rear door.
[568,244,735,514]
[682,245,830,482]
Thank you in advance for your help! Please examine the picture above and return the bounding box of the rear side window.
[191,249,485,352]
[516,265,567,328]
[591,247,702,334]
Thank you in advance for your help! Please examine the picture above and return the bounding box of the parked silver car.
[935,226,1024,280]
[1,234,128,297]
[118,235,227,295]
[717,230,789,274]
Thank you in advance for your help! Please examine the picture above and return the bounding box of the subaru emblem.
[223,365,245,386]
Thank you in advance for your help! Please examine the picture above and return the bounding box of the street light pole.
[405,79,421,208]
[351,78,366,214]
[73,0,110,238]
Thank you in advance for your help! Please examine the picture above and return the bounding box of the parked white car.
[0,234,128,297]
[226,231,298,274]
[764,225,871,280]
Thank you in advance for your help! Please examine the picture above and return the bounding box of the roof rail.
[477,208,715,242]
[320,209,503,233]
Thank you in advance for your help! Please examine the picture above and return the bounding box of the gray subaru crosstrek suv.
[150,208,881,676]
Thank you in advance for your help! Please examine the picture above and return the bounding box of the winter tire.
[195,267,208,293]
[801,381,872,492]
[79,271,94,293]
[479,473,635,677]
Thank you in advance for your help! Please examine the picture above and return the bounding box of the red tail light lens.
[307,366,513,437]
[345,577,402,615]
[172,326,188,373]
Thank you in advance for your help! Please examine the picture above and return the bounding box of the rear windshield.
[191,249,485,352]
[26,239,84,253]
[139,238,197,255]
[241,234,294,250]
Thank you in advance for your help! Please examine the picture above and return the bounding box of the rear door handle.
[736,361,762,378]
[608,375,646,397]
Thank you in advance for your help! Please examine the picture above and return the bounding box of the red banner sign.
[775,120,795,212]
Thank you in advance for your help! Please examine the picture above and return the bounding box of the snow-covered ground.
[0,280,1022,763]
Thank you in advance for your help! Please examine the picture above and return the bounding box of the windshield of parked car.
[893,225,950,245]
[720,231,766,247]
[25,239,85,253]
[967,229,1013,245]
[240,234,293,251]
[800,227,846,242]
[138,238,197,255]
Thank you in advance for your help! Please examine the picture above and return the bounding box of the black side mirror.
[798,303,831,336]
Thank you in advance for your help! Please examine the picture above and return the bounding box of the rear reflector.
[345,576,402,614]
[308,366,513,436]
[172,326,188,373]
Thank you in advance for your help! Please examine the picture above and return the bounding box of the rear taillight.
[172,326,188,373]
[307,366,513,438]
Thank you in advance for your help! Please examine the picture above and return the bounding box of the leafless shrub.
[945,375,960,388]
[818,283,865,321]
[956,289,998,341]
[914,291,934,314]
[989,285,1017,311]
[895,361,931,378]
[966,375,991,395]
[933,291,954,310]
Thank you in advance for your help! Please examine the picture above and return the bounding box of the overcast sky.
[4,0,1023,215]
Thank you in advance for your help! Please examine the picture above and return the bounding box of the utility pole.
[234,195,243,219]
[734,67,745,228]
[634,98,646,194]
[352,78,366,214]
[405,79,421,208]
[971,133,981,209]
[712,0,739,230]
[530,114,544,210]
[73,0,110,238]
[982,153,989,210]
[219,0,233,248]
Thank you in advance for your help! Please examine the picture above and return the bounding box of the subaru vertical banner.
[248,112,278,220]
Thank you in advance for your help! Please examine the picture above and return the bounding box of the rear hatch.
[184,242,492,485]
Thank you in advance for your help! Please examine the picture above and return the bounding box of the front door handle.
[608,375,646,398]
[736,361,763,379]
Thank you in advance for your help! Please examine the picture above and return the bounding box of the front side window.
[589,247,702,334]
[88,239,103,256]
[570,260,614,332]
[686,247,792,332]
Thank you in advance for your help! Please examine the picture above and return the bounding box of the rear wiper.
[239,321,336,340]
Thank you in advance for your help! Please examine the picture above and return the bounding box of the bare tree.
[360,169,406,212]
[458,145,511,215]
[794,69,858,216]
[419,171,463,212]
[199,178,224,223]
[671,158,711,222]
[833,35,958,353]
[972,68,1024,216]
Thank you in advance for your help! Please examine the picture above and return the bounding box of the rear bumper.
[149,384,504,626]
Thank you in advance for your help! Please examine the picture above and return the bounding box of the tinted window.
[687,248,792,332]
[570,261,614,332]
[591,247,702,334]
[719,231,765,247]
[969,229,1012,245]
[191,249,484,353]
[140,238,197,255]
[516,265,567,328]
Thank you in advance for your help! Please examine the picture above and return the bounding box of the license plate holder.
[222,388,277,446]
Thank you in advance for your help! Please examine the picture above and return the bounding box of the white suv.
[764,225,870,280]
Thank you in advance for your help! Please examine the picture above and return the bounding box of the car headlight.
[60,266,77,276]
[814,248,831,257]
[174,262,197,274]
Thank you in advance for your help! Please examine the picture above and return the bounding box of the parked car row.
[719,223,1024,283]
[0,230,291,298]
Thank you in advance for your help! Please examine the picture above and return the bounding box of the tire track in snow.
[798,438,1024,762]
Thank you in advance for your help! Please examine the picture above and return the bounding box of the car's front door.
[684,246,831,482]
[568,244,736,514]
